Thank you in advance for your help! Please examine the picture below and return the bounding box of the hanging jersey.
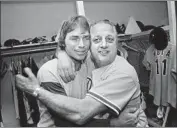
[142,43,176,108]
[1,66,20,126]
[117,47,128,59]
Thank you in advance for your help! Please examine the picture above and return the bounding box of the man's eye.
[93,37,101,43]
[106,37,114,43]
[71,37,79,41]
[83,36,90,40]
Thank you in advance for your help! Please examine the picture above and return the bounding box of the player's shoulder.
[112,56,139,87]
[114,56,137,76]
[114,56,134,70]
[37,58,61,83]
[38,58,57,75]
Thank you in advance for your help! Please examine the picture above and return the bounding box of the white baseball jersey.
[142,43,176,108]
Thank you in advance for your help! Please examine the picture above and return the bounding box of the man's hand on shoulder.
[56,50,76,83]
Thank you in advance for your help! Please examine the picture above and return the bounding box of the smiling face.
[90,22,118,68]
[65,26,90,61]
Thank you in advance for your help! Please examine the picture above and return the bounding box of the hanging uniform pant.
[1,66,20,127]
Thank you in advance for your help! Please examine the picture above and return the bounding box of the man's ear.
[58,40,66,50]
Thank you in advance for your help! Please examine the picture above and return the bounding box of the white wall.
[1,1,76,45]
[1,1,169,46]
[84,1,168,26]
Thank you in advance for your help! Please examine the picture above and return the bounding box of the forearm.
[37,88,84,123]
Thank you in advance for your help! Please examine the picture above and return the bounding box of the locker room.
[0,1,176,127]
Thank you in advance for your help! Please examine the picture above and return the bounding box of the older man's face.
[90,23,118,68]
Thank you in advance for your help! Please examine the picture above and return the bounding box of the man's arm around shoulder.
[37,88,107,125]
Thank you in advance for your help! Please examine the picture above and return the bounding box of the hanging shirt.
[0,60,8,111]
[1,64,20,127]
[12,59,29,127]
[10,62,19,120]
[117,46,128,59]
[125,38,151,88]
[142,43,176,108]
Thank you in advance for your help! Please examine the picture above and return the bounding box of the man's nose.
[100,39,108,48]
[78,38,85,48]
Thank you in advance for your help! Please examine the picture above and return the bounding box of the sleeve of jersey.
[37,67,66,127]
[87,74,137,116]
[37,67,66,95]
[142,48,151,70]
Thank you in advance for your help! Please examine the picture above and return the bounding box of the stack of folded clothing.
[21,38,33,45]
[32,36,49,44]
[3,35,54,47]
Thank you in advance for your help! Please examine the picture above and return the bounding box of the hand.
[110,107,139,127]
[56,51,76,83]
[15,67,40,95]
